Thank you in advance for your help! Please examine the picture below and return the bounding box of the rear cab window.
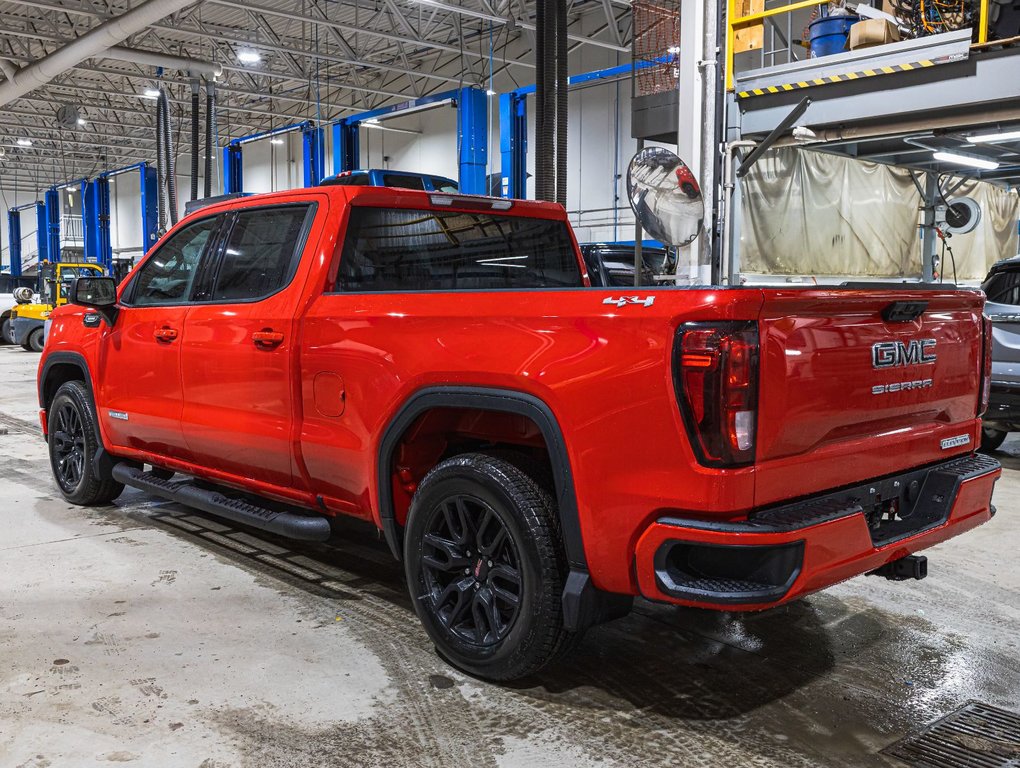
[335,205,582,292]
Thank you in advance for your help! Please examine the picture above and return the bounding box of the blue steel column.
[140,164,159,252]
[499,92,528,199]
[84,178,108,266]
[222,144,243,194]
[303,126,324,187]
[333,121,360,173]
[35,202,49,264]
[44,188,60,264]
[457,87,488,195]
[7,210,21,277]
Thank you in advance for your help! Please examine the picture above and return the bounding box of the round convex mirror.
[626,147,704,248]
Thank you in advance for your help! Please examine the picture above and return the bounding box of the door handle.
[154,327,178,342]
[252,330,284,349]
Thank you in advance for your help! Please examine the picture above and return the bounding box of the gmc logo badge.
[872,339,937,369]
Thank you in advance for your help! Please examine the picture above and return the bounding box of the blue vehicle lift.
[222,121,325,194]
[330,86,488,195]
[498,60,665,199]
[5,202,48,277]
[85,163,159,273]
[43,178,94,264]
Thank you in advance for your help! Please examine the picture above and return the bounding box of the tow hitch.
[868,554,928,581]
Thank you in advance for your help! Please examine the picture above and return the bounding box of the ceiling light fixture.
[141,88,160,99]
[968,128,1020,143]
[270,138,284,145]
[932,150,1000,171]
[364,118,380,124]
[486,89,497,96]
[16,138,32,147]
[77,117,86,127]
[237,50,261,64]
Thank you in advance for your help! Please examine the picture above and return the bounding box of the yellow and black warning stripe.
[736,59,937,98]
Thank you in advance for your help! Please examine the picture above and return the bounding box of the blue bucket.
[808,15,859,58]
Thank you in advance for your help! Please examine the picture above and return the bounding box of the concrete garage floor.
[1,346,1018,768]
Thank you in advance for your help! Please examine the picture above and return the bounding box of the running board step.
[111,463,331,542]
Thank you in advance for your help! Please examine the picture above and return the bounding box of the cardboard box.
[849,18,901,50]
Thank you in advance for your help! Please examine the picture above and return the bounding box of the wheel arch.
[377,386,587,572]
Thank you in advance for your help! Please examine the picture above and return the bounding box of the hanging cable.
[155,85,166,231]
[160,85,178,226]
[190,77,200,202]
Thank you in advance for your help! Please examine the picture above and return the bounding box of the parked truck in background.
[38,183,1000,681]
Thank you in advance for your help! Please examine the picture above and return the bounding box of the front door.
[180,202,321,489]
[96,216,221,458]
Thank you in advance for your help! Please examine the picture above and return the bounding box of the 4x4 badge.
[603,296,655,308]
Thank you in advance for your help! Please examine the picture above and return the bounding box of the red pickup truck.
[39,185,1000,681]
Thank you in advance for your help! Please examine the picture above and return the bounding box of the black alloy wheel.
[420,494,523,647]
[51,400,87,493]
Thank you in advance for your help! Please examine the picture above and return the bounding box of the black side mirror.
[71,277,118,325]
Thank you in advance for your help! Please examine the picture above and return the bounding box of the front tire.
[980,427,1008,453]
[404,453,574,681]
[1,316,11,345]
[48,381,123,505]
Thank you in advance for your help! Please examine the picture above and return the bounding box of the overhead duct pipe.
[0,0,203,107]
[204,82,215,198]
[103,46,222,78]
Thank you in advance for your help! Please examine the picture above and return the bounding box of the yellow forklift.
[5,261,107,351]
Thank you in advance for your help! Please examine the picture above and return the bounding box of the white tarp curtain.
[740,148,1020,281]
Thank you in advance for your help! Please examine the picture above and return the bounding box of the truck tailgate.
[754,288,985,507]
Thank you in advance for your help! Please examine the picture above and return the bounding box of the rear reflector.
[674,321,759,467]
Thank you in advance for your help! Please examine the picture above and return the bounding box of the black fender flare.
[377,386,587,571]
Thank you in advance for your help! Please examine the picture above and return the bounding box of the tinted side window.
[130,218,219,306]
[431,177,459,193]
[984,269,1020,306]
[337,207,582,292]
[382,174,426,190]
[210,205,313,302]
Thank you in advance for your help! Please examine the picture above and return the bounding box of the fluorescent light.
[141,88,160,99]
[76,118,86,126]
[486,89,497,96]
[933,151,1000,171]
[16,138,32,147]
[270,138,284,145]
[968,129,1020,143]
[364,118,380,124]
[237,50,261,64]
[667,45,680,54]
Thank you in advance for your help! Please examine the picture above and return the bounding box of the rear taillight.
[980,313,992,416]
[674,321,759,467]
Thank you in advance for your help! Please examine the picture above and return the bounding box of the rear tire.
[48,381,124,505]
[980,427,1008,453]
[404,453,575,681]
[26,327,44,352]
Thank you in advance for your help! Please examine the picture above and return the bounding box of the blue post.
[499,92,528,199]
[303,126,324,187]
[7,209,21,277]
[44,188,60,264]
[457,87,488,195]
[334,121,360,174]
[84,178,107,266]
[141,164,159,251]
[223,144,243,194]
[35,202,48,265]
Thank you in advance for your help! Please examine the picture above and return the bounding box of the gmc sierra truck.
[38,185,1000,681]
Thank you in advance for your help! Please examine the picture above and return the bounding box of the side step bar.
[112,463,332,542]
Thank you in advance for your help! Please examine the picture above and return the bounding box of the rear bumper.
[634,454,1000,609]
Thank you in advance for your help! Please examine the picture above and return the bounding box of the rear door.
[753,287,985,507]
[97,215,222,457]
[180,200,322,489]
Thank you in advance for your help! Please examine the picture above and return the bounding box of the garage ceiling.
[0,0,632,189]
